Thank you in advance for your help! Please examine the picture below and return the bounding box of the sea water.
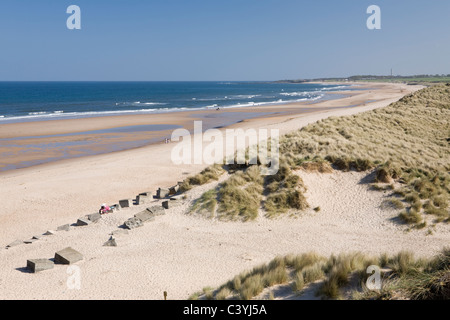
[0,81,355,123]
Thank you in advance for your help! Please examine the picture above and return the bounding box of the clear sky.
[0,0,449,81]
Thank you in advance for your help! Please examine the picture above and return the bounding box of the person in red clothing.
[99,203,111,214]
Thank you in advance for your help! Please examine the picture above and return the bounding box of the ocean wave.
[0,109,158,122]
[0,107,209,122]
[28,111,47,115]
[280,91,320,97]
[220,95,324,109]
[320,85,351,91]
[228,94,261,99]
[195,97,228,102]
[195,94,261,102]
[26,110,64,116]
[281,86,350,96]
[115,101,167,107]
[0,94,326,123]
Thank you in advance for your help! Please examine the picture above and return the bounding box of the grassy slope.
[281,84,450,226]
[186,84,449,225]
[190,248,450,300]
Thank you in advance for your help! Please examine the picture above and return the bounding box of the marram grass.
[187,84,449,224]
[192,248,450,300]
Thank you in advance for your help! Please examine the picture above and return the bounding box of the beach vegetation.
[302,262,326,283]
[398,208,423,224]
[190,189,217,217]
[291,271,305,292]
[193,247,450,300]
[280,84,449,227]
[186,84,449,226]
[386,198,405,210]
[179,164,225,192]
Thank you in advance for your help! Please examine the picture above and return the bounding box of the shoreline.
[0,81,420,240]
[0,82,381,173]
[0,81,352,125]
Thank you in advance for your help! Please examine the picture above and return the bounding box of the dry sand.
[2,82,448,300]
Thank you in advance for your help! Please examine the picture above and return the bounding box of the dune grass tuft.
[399,209,423,224]
[302,262,326,283]
[292,271,305,292]
[264,162,309,217]
[180,164,225,192]
[190,189,218,217]
[384,198,405,210]
[216,166,264,221]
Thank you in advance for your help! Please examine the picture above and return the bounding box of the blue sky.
[0,0,449,81]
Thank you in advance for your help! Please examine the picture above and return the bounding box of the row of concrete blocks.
[121,195,184,230]
[22,192,186,270]
[118,184,183,209]
[26,247,83,273]
[5,214,102,249]
[122,205,165,230]
[6,185,183,249]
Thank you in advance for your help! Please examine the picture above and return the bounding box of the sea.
[0,81,355,123]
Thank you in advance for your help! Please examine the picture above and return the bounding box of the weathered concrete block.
[54,247,83,265]
[156,188,170,199]
[135,210,155,223]
[43,230,56,236]
[77,218,91,226]
[57,224,70,231]
[136,194,151,205]
[6,240,23,248]
[87,212,102,222]
[24,239,38,244]
[162,200,182,209]
[27,259,54,273]
[123,217,143,230]
[103,237,117,247]
[147,205,166,216]
[119,199,132,208]
[32,235,42,240]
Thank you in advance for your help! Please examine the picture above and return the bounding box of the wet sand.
[0,102,340,172]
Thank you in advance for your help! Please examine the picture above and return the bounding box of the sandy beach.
[2,81,449,300]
